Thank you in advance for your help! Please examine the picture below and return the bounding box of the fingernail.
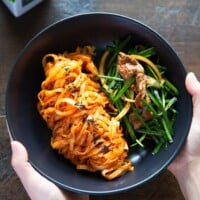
[11,141,17,155]
[189,72,198,82]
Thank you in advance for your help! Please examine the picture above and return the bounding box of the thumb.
[185,72,200,97]
[185,72,200,119]
[10,141,48,191]
[10,141,89,200]
[11,141,31,177]
[11,141,66,200]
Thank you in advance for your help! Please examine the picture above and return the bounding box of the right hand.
[168,72,200,174]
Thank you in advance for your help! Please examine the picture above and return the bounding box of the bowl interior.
[6,13,192,195]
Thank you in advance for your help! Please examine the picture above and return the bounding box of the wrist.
[174,159,200,179]
[172,159,200,200]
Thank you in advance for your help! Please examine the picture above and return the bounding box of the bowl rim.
[6,12,193,195]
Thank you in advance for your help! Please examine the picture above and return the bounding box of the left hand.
[11,140,89,200]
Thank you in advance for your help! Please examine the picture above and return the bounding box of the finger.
[11,140,53,185]
[11,141,30,175]
[11,141,89,200]
[185,72,200,118]
[11,141,63,199]
[185,72,200,97]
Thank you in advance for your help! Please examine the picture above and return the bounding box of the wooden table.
[0,1,199,199]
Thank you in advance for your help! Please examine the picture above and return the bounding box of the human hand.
[168,72,200,174]
[11,140,89,200]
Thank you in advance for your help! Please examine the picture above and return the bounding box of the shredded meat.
[129,108,153,130]
[129,113,141,130]
[117,52,144,80]
[142,107,153,121]
[117,52,150,108]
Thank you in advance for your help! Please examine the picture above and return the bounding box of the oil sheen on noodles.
[37,46,133,180]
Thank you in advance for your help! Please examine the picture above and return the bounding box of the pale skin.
[10,72,200,200]
[11,141,89,200]
[168,72,200,200]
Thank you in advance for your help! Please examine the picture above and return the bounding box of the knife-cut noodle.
[37,46,133,180]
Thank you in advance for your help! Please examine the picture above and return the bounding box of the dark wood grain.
[1,0,199,199]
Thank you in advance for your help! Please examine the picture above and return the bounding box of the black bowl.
[6,13,192,195]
